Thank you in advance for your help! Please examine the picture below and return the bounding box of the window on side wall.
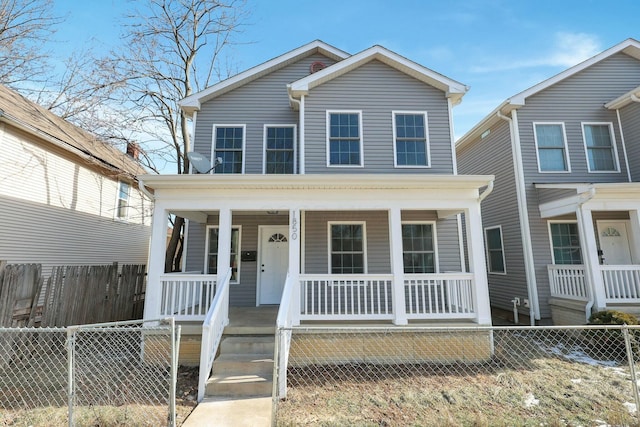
[394,112,429,167]
[327,111,363,166]
[549,222,582,264]
[264,125,295,174]
[329,223,366,274]
[484,226,506,274]
[582,123,619,172]
[116,181,130,220]
[206,226,241,282]
[402,223,436,273]
[213,125,245,173]
[533,123,570,172]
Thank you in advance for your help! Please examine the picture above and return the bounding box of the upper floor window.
[264,125,295,174]
[116,181,130,220]
[485,226,506,274]
[402,222,436,273]
[549,222,582,265]
[326,111,363,167]
[206,226,241,282]
[533,123,570,172]
[213,125,245,173]
[582,123,619,173]
[329,222,366,274]
[393,112,429,167]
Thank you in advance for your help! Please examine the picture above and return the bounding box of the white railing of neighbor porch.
[548,265,589,301]
[404,273,475,319]
[197,268,231,402]
[159,273,217,320]
[299,274,394,320]
[602,265,640,303]
[274,273,296,399]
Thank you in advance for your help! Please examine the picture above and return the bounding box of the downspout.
[614,108,632,183]
[497,110,539,326]
[577,187,597,321]
[138,178,155,201]
[288,89,305,174]
[478,181,494,203]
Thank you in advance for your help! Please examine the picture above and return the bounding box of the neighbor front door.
[597,220,632,265]
[258,225,289,305]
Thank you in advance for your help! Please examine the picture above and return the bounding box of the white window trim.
[212,124,246,174]
[262,124,297,174]
[484,225,506,275]
[392,111,431,169]
[327,221,368,274]
[547,220,581,265]
[115,180,130,221]
[533,122,571,173]
[204,224,242,283]
[326,110,364,168]
[401,221,439,273]
[581,122,621,173]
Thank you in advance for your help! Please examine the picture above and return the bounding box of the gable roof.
[457,38,640,150]
[179,40,350,115]
[0,84,145,178]
[288,45,468,105]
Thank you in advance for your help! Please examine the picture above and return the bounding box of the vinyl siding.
[619,101,640,181]
[457,120,529,315]
[535,188,578,205]
[303,60,454,174]
[193,53,338,173]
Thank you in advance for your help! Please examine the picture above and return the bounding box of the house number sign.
[291,213,298,240]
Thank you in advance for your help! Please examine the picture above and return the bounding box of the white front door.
[258,225,289,305]
[597,220,632,265]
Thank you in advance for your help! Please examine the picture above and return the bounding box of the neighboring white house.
[0,84,152,275]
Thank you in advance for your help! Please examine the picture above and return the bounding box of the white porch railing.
[159,273,217,320]
[197,268,231,402]
[299,274,394,321]
[274,273,296,399]
[602,265,640,303]
[404,273,475,319]
[548,265,589,301]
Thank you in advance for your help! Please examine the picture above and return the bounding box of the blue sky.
[51,0,640,138]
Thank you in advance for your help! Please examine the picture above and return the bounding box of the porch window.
[206,226,241,282]
[116,181,130,220]
[213,125,245,174]
[549,222,582,264]
[485,226,506,274]
[533,123,569,172]
[329,223,366,274]
[264,125,295,174]
[327,111,363,166]
[402,223,435,273]
[582,123,619,172]
[393,112,429,167]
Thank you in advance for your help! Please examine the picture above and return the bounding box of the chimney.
[126,142,141,160]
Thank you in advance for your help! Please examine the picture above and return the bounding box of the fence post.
[272,326,280,427]
[67,326,77,427]
[169,318,177,427]
[623,325,640,419]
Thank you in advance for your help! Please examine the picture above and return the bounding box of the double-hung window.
[393,112,429,167]
[549,222,582,265]
[402,223,436,273]
[327,111,363,166]
[329,223,366,274]
[116,181,130,220]
[484,226,506,274]
[582,123,619,172]
[264,125,295,174]
[213,125,245,174]
[533,123,569,172]
[206,226,241,282]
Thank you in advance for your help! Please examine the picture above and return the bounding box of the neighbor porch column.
[143,204,169,321]
[388,207,407,325]
[464,204,492,325]
[577,207,606,311]
[629,209,640,264]
[217,208,233,281]
[289,208,301,325]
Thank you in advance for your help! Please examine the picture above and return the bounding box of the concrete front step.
[220,335,275,354]
[205,372,273,397]
[212,353,274,376]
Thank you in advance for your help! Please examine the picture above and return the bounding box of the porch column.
[289,209,301,326]
[629,210,640,263]
[217,208,233,281]
[577,207,605,311]
[464,204,492,325]
[143,204,169,321]
[388,208,408,325]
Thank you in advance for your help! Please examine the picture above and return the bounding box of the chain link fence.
[0,318,179,426]
[275,325,640,426]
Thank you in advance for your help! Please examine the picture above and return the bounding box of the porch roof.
[536,182,640,218]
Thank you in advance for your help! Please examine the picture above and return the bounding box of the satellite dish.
[187,151,223,174]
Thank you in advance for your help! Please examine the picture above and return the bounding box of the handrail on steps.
[197,267,231,402]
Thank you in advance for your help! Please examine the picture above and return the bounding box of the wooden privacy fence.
[0,261,146,327]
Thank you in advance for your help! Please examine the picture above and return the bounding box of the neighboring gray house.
[457,39,640,325]
[140,40,494,352]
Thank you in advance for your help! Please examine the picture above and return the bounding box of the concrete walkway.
[182,396,272,426]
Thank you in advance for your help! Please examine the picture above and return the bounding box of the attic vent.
[310,61,326,74]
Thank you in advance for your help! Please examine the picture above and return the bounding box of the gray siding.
[457,120,529,315]
[535,188,578,205]
[193,53,338,173]
[303,60,454,174]
[619,101,640,181]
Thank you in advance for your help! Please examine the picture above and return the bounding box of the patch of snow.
[536,340,619,367]
[570,378,582,384]
[624,401,637,414]
[524,393,539,408]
